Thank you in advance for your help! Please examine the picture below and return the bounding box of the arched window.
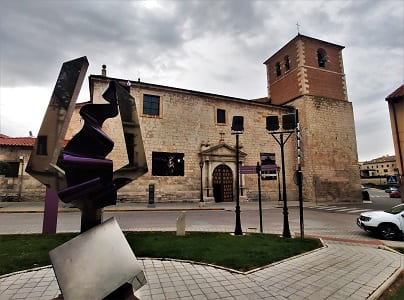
[284,56,290,71]
[275,62,281,76]
[317,48,327,67]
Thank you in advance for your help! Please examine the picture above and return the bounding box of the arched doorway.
[212,164,233,202]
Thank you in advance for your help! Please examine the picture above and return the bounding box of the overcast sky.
[0,0,403,161]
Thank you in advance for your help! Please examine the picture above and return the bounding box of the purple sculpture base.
[42,187,59,234]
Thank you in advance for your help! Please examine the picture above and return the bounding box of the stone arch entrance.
[212,164,233,202]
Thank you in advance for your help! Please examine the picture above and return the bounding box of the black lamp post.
[232,116,244,236]
[199,160,204,203]
[266,114,295,238]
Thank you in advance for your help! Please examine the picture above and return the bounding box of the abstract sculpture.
[26,57,148,299]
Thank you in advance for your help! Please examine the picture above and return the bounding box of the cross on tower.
[296,22,301,34]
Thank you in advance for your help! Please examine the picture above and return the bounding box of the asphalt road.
[0,187,401,243]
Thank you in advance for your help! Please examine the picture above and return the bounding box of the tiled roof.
[0,136,36,147]
[0,135,69,147]
[362,155,396,164]
[386,84,404,101]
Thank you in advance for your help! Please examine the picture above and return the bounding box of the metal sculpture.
[26,57,148,299]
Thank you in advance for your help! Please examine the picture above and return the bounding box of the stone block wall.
[290,96,361,202]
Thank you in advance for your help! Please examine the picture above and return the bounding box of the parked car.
[385,186,398,193]
[390,190,401,198]
[357,204,404,240]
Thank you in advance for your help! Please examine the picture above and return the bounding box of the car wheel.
[378,224,397,240]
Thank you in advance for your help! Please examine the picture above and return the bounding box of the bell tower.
[264,34,347,105]
[264,34,361,203]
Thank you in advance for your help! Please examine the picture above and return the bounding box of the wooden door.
[212,165,233,202]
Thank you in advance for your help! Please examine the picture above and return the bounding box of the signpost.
[240,164,277,233]
[386,175,398,185]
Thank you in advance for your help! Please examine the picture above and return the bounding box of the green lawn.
[0,232,321,275]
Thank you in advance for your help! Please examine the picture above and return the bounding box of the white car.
[357,204,404,240]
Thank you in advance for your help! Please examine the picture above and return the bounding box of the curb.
[0,207,225,214]
[368,252,403,300]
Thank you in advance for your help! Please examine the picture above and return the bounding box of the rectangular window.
[152,152,184,176]
[37,135,48,155]
[0,161,19,177]
[217,109,226,124]
[384,169,388,173]
[143,94,160,116]
[260,153,277,180]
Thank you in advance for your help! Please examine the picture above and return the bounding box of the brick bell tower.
[264,34,361,203]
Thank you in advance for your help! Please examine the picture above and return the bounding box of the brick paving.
[0,239,402,299]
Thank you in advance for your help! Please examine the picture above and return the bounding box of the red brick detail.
[306,68,346,101]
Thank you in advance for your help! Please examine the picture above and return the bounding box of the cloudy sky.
[0,0,403,161]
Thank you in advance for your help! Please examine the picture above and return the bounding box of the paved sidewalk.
[0,200,310,213]
[0,240,402,300]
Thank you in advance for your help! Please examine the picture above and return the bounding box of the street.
[0,187,401,243]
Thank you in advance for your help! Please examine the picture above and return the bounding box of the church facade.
[68,34,361,203]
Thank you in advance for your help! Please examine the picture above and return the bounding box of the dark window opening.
[143,94,160,116]
[217,109,226,124]
[37,135,48,155]
[260,152,277,180]
[284,56,290,71]
[275,62,281,76]
[152,152,184,176]
[0,161,19,177]
[317,48,327,67]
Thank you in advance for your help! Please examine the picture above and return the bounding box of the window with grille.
[143,94,160,116]
[217,109,226,124]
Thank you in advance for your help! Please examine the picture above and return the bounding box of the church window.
[217,108,226,124]
[317,48,327,67]
[152,152,184,176]
[143,94,160,116]
[275,62,281,76]
[284,56,290,71]
[37,135,48,156]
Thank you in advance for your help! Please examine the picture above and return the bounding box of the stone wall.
[84,78,298,202]
[290,96,361,203]
[0,146,45,201]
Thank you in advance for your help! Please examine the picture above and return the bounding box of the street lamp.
[266,114,295,238]
[231,116,244,236]
[199,160,204,203]
[18,156,24,202]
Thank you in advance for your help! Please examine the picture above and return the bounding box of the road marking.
[334,208,355,212]
[316,206,338,209]
[324,206,347,210]
[349,209,371,213]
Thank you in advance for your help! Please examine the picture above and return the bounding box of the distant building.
[359,155,398,178]
[0,134,44,201]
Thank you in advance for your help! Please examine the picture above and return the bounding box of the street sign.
[239,166,256,174]
[240,164,277,174]
[386,175,398,185]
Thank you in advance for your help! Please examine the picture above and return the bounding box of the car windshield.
[384,204,404,214]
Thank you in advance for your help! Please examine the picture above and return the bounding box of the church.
[65,34,361,204]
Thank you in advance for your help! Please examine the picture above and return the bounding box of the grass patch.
[0,233,77,275]
[0,232,321,275]
[126,232,321,271]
